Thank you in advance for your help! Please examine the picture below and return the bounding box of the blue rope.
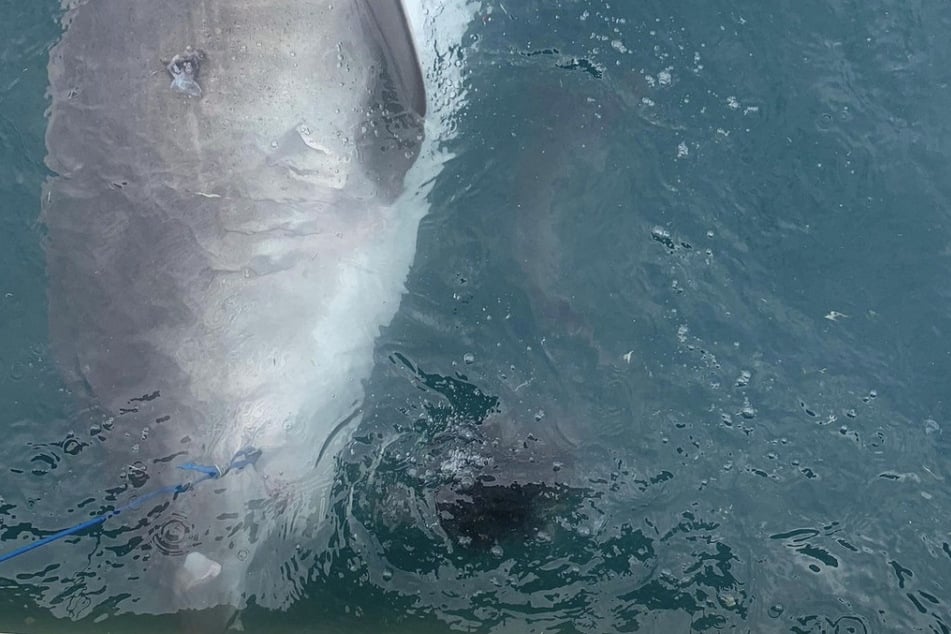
[0,446,261,565]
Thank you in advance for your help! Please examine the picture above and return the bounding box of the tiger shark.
[37,0,433,617]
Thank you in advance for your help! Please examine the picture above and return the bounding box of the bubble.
[152,515,194,555]
[9,360,25,381]
[768,603,784,618]
[126,461,149,488]
[463,352,475,364]
[62,436,85,456]
[735,370,751,387]
[718,591,738,608]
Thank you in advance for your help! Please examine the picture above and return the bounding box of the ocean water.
[2,1,951,633]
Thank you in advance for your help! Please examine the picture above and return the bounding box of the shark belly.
[41,0,426,616]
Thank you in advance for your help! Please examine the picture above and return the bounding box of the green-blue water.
[2,0,950,632]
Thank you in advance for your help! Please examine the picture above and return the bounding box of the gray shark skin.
[38,0,426,619]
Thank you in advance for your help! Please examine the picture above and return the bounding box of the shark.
[36,0,435,618]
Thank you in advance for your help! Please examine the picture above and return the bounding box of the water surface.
[2,0,950,632]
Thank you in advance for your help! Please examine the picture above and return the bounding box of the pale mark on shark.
[164,45,205,98]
